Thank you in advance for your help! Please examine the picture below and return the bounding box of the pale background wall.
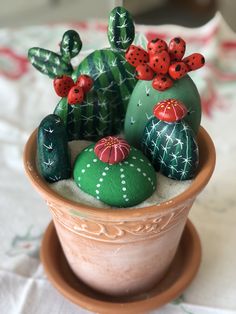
[0,0,235,30]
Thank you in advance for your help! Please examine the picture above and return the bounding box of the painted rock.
[124,75,201,148]
[94,136,130,164]
[37,114,71,183]
[142,102,199,181]
[55,6,137,141]
[29,7,137,142]
[108,6,135,50]
[73,140,157,207]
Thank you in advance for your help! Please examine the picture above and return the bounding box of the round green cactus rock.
[124,75,201,148]
[142,117,199,181]
[73,140,157,208]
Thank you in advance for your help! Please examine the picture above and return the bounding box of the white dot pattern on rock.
[120,168,129,202]
[95,166,111,199]
[76,146,156,206]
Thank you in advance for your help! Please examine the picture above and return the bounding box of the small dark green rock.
[60,30,82,62]
[37,114,71,182]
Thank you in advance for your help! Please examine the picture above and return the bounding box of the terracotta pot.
[23,127,215,297]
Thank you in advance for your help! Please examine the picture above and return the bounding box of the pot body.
[24,127,215,297]
[48,198,193,296]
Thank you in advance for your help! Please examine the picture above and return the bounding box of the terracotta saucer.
[40,219,201,314]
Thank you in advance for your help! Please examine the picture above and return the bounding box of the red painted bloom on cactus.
[153,99,188,123]
[94,136,130,164]
[76,74,94,93]
[124,37,205,91]
[53,75,75,97]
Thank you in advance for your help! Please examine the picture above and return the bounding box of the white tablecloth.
[0,13,236,314]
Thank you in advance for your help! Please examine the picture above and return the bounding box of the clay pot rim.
[23,126,215,219]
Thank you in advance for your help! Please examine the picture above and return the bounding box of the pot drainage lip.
[40,219,201,313]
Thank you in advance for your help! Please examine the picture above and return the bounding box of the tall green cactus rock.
[124,75,201,148]
[73,137,156,207]
[142,99,199,181]
[64,6,136,141]
[37,114,71,183]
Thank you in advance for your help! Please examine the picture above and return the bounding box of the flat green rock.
[73,144,157,208]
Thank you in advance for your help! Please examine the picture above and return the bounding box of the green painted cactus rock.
[73,138,156,208]
[66,6,136,141]
[28,7,137,142]
[108,6,135,50]
[124,75,201,148]
[142,100,199,180]
[60,30,82,63]
[37,114,71,182]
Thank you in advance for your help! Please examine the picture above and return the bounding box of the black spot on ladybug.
[201,57,205,64]
[158,45,161,48]
[146,68,149,72]
[175,65,181,71]
[163,58,166,61]
[138,48,141,51]
[174,50,177,54]
[74,89,79,93]
[134,58,137,60]
[152,38,160,43]
[139,60,143,63]
[174,38,181,44]
[191,62,194,66]
[131,53,133,56]
[160,65,163,69]
[161,77,167,82]
[155,59,159,62]
[132,61,135,64]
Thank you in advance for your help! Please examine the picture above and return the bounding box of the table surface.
[0,12,236,314]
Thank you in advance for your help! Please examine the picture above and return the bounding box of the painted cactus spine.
[142,117,199,180]
[37,114,71,182]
